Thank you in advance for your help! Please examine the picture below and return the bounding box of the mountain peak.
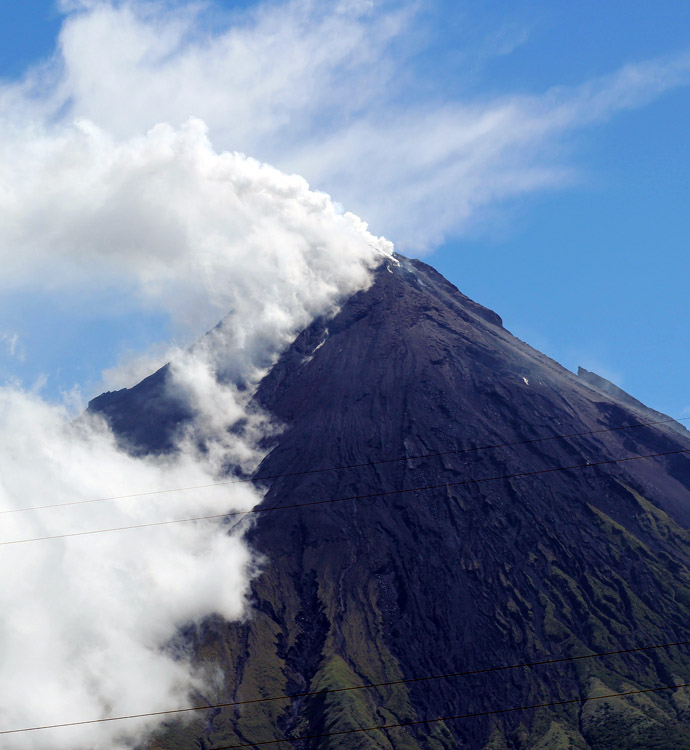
[577,366,688,438]
[91,257,690,749]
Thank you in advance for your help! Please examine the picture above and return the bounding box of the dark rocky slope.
[91,255,690,749]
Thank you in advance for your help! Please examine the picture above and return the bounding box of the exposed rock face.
[577,366,689,440]
[91,256,690,749]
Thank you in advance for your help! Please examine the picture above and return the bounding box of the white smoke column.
[0,117,393,749]
[0,117,391,345]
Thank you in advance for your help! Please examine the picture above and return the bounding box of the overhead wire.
[3,638,690,737]
[1,305,687,740]
[1,445,690,546]
[2,415,688,517]
[211,681,690,749]
[1,423,689,738]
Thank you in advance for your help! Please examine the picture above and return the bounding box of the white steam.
[0,117,390,340]
[0,387,259,749]
[0,117,392,748]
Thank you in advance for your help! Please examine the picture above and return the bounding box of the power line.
[2,446,689,547]
[212,682,690,749]
[3,415,688,517]
[3,638,689,737]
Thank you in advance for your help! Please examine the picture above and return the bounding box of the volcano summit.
[91,255,690,749]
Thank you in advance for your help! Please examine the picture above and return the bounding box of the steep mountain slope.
[91,255,690,749]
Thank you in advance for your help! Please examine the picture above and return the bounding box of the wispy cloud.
[280,49,690,250]
[5,0,687,251]
[0,332,21,359]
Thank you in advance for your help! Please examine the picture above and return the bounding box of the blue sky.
[430,0,690,417]
[0,0,688,418]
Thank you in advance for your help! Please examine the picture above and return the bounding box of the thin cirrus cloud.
[291,51,690,249]
[0,333,21,359]
[5,0,685,252]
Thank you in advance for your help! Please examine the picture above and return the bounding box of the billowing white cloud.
[0,106,392,744]
[0,48,393,750]
[0,123,391,746]
[0,385,261,749]
[0,116,390,337]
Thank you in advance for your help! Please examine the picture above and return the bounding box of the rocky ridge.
[91,255,690,749]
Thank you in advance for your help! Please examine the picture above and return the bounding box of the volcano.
[91,255,690,749]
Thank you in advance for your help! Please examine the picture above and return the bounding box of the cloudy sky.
[0,1,688,747]
[0,0,688,417]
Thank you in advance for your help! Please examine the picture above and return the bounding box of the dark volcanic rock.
[577,366,689,439]
[89,364,192,454]
[93,255,690,749]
